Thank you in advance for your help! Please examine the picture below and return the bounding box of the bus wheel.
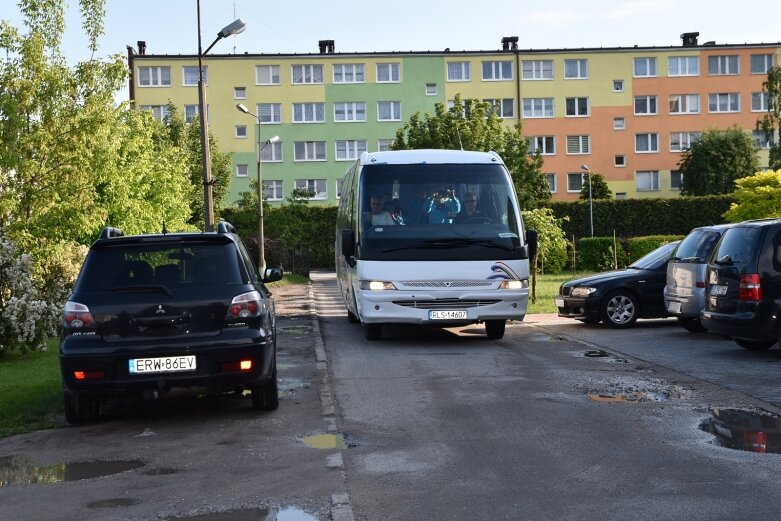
[365,324,382,341]
[485,320,506,339]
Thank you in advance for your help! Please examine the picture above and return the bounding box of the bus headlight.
[499,280,528,289]
[360,280,397,291]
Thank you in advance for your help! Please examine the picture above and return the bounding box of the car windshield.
[629,241,678,270]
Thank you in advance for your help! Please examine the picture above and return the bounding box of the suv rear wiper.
[110,284,173,297]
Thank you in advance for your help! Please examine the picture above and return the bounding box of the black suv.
[701,219,781,351]
[60,222,283,423]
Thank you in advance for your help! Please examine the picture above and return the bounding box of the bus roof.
[358,149,504,166]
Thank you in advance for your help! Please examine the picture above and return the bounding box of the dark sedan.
[555,241,679,328]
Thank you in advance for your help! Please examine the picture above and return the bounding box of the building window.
[236,164,248,178]
[293,141,326,161]
[333,63,365,83]
[671,170,683,190]
[292,64,324,84]
[546,173,557,193]
[235,125,247,138]
[182,66,204,86]
[447,61,471,81]
[484,98,514,118]
[255,65,280,85]
[669,94,700,114]
[377,101,402,121]
[260,141,283,162]
[184,104,199,123]
[140,105,170,121]
[334,102,367,122]
[257,103,282,124]
[522,59,553,80]
[613,79,624,92]
[615,155,626,167]
[567,173,584,192]
[376,63,400,83]
[633,57,657,77]
[708,55,739,75]
[293,103,325,123]
[426,83,437,96]
[336,140,368,160]
[565,97,589,117]
[263,180,284,201]
[378,139,394,151]
[669,131,700,152]
[522,98,554,118]
[564,59,588,79]
[234,87,246,99]
[751,54,775,74]
[613,117,625,130]
[295,179,327,199]
[566,135,590,155]
[634,95,658,115]
[530,136,555,155]
[482,60,513,80]
[753,130,775,149]
[668,56,699,76]
[138,66,171,87]
[752,92,769,112]
[635,133,659,153]
[708,93,740,113]
[636,171,660,191]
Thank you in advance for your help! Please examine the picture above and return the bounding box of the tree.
[723,169,781,222]
[759,66,781,170]
[679,126,760,196]
[393,95,550,209]
[579,173,612,200]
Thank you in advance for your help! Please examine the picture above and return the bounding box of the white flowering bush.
[0,232,67,353]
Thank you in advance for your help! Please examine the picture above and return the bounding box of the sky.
[2,0,781,101]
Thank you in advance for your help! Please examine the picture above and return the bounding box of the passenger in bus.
[364,195,397,225]
[405,187,429,225]
[426,187,461,223]
[453,193,489,223]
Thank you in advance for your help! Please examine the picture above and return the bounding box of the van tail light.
[738,273,762,301]
[64,301,95,328]
[226,291,263,319]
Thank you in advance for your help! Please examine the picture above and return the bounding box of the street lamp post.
[197,1,246,231]
[237,103,279,274]
[581,164,594,236]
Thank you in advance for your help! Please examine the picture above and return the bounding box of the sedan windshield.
[629,241,679,270]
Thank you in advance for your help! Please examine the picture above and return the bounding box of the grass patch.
[527,270,594,314]
[266,272,310,288]
[0,338,63,439]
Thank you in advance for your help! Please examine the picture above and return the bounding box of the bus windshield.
[358,163,523,261]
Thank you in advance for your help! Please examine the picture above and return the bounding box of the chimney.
[318,40,335,54]
[501,36,518,51]
[137,40,146,55]
[680,32,699,47]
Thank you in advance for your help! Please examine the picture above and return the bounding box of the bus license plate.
[429,310,467,320]
[129,355,196,374]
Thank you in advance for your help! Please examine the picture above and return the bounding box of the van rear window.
[712,227,762,266]
[674,230,722,261]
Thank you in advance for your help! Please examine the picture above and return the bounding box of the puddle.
[299,433,357,449]
[278,325,312,335]
[700,408,781,453]
[580,350,630,363]
[88,498,141,509]
[0,456,143,486]
[167,507,318,520]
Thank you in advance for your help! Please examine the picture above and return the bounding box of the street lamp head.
[236,103,250,114]
[581,164,590,172]
[267,136,280,144]
[219,19,246,39]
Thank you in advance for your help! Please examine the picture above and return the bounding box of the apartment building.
[128,33,779,206]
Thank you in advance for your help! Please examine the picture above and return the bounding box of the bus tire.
[485,320,506,339]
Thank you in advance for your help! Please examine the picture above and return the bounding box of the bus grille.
[393,299,500,309]
[399,281,495,289]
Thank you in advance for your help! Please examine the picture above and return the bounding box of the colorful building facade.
[128,34,779,206]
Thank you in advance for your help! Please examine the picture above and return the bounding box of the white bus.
[335,149,538,340]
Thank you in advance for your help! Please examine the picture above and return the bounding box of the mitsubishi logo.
[155,305,166,315]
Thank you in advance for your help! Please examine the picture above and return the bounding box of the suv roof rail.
[216,221,237,235]
[99,227,124,239]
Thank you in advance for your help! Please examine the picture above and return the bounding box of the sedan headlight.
[360,280,397,291]
[570,287,597,297]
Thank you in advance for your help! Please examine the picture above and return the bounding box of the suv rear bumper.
[701,309,777,342]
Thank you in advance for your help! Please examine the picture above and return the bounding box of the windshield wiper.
[110,284,173,297]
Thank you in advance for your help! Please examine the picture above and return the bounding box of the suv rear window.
[673,230,722,261]
[75,241,245,292]
[711,227,762,266]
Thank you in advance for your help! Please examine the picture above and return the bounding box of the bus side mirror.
[526,229,538,261]
[341,229,356,258]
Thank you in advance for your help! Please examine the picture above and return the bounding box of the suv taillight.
[227,291,263,318]
[63,301,95,328]
[738,273,762,301]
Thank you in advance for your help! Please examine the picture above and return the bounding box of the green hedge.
[577,237,626,271]
[626,235,683,262]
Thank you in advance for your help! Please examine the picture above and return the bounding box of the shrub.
[522,208,569,274]
[626,235,683,262]
[577,237,626,271]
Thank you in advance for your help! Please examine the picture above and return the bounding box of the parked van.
[335,149,537,340]
[701,219,781,351]
[664,224,734,332]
